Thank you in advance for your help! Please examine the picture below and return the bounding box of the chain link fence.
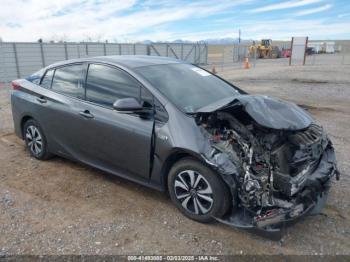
[0,42,208,82]
[205,43,350,74]
[1,41,349,82]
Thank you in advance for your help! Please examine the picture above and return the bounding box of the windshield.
[135,63,240,113]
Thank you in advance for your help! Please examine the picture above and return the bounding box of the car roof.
[46,55,184,70]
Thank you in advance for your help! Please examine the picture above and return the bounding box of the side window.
[40,69,54,89]
[141,87,168,122]
[51,64,84,99]
[141,87,153,108]
[86,64,140,108]
[154,99,169,123]
[27,68,46,85]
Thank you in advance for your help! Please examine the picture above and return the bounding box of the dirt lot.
[0,63,349,255]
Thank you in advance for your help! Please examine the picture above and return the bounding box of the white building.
[308,42,336,53]
[308,42,324,53]
[325,42,335,53]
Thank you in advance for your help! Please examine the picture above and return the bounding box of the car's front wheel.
[168,158,230,223]
[23,119,52,160]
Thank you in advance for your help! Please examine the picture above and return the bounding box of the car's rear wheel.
[23,119,52,160]
[168,158,230,223]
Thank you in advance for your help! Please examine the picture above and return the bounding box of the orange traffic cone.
[244,57,250,69]
[212,66,217,74]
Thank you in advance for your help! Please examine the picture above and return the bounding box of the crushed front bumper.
[215,145,339,241]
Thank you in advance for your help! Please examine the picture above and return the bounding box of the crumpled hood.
[198,95,313,130]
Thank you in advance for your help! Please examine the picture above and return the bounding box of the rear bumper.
[215,145,339,240]
[11,91,24,139]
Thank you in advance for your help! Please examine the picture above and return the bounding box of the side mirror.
[113,97,143,112]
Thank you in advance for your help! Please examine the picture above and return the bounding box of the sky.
[0,0,349,42]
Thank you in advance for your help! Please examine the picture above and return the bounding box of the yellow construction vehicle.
[251,39,281,59]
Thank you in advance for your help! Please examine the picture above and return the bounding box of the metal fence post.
[289,37,294,66]
[77,45,80,58]
[0,44,6,82]
[253,49,256,68]
[133,44,136,55]
[197,43,201,64]
[146,45,151,56]
[103,43,107,56]
[221,47,224,72]
[181,44,184,60]
[205,43,208,64]
[85,44,89,56]
[39,42,46,67]
[0,44,3,82]
[13,43,20,78]
[119,44,122,55]
[64,42,68,60]
[194,44,197,64]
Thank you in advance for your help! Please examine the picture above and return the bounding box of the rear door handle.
[37,96,47,103]
[79,110,94,119]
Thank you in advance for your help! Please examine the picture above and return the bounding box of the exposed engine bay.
[196,103,339,233]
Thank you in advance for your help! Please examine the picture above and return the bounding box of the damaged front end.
[197,95,339,239]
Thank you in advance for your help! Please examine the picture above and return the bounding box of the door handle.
[79,110,94,119]
[37,96,47,103]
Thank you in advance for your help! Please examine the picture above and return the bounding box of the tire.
[23,119,53,160]
[168,158,231,223]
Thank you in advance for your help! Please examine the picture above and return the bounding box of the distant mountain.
[138,39,193,44]
[171,39,193,44]
[202,37,248,44]
[138,38,254,45]
[140,40,152,44]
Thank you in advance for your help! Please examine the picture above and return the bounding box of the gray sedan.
[11,56,339,238]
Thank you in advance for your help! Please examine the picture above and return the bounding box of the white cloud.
[0,0,249,42]
[249,0,322,13]
[164,18,350,41]
[0,0,348,42]
[295,4,332,16]
[233,18,350,40]
[338,13,350,18]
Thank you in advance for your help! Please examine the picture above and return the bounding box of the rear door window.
[51,64,85,99]
[27,68,46,84]
[86,64,140,108]
[40,69,54,89]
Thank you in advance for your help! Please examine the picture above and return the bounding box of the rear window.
[26,68,46,85]
[40,69,54,89]
[51,64,84,99]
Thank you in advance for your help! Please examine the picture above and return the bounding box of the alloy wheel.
[174,170,214,215]
[25,125,43,156]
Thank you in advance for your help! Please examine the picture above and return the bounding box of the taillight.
[11,81,21,90]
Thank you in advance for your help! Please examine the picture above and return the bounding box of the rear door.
[76,63,154,180]
[37,63,89,158]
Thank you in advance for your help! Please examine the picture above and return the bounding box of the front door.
[77,63,154,180]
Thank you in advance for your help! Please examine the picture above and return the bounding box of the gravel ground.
[0,62,349,255]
